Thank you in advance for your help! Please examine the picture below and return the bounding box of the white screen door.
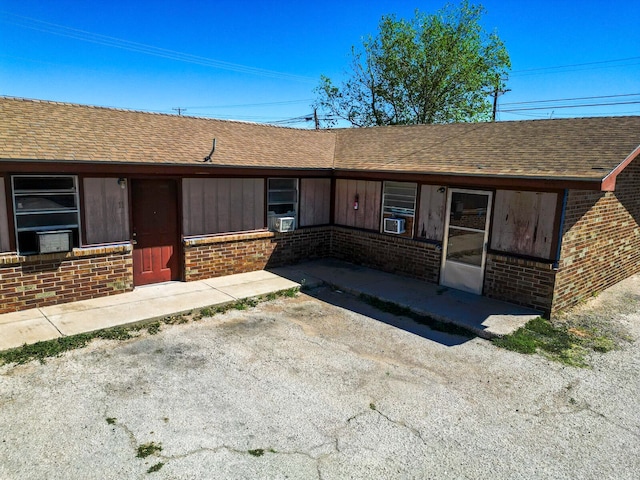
[440,189,492,294]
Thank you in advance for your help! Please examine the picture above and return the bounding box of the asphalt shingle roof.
[0,97,336,169]
[2,97,639,182]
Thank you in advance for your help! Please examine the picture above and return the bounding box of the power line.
[0,11,315,83]
[511,56,640,74]
[182,99,314,110]
[500,93,640,107]
[499,100,640,113]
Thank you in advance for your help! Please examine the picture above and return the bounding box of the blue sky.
[1,0,639,127]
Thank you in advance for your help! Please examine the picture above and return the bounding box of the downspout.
[553,189,569,270]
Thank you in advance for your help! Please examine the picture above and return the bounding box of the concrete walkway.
[272,259,540,339]
[0,259,541,351]
[0,270,299,351]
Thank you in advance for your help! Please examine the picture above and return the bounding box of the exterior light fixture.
[117,178,127,189]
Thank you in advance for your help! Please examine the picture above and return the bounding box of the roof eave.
[601,144,640,191]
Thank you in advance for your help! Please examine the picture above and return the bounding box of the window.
[267,178,298,230]
[12,175,80,254]
[381,181,417,236]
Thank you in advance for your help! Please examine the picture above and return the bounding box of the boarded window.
[0,178,10,252]
[416,185,446,241]
[334,179,381,230]
[12,175,80,254]
[490,190,558,259]
[381,181,417,237]
[299,178,331,227]
[183,178,265,236]
[83,177,130,245]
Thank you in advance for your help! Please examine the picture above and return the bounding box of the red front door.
[131,179,180,286]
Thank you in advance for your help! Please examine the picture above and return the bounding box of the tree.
[314,1,510,127]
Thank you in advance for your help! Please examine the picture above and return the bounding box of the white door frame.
[440,188,493,295]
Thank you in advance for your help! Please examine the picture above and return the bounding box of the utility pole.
[172,107,187,116]
[314,108,320,130]
[491,76,510,122]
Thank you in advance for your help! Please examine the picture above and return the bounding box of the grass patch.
[493,316,619,367]
[147,462,164,473]
[0,328,135,365]
[359,293,474,338]
[136,442,162,458]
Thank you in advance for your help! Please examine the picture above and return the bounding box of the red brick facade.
[483,254,556,314]
[0,245,133,314]
[331,226,441,284]
[552,160,640,314]
[183,228,331,281]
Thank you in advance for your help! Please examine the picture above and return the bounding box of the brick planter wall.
[183,227,332,281]
[331,226,441,283]
[552,163,640,314]
[0,245,133,314]
[484,253,557,315]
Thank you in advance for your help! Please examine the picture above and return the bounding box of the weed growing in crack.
[147,462,164,473]
[359,293,474,338]
[146,322,161,335]
[106,417,117,425]
[137,442,163,458]
[248,449,265,457]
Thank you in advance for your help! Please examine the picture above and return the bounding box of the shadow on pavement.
[306,286,475,348]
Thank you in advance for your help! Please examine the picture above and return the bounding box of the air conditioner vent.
[383,218,405,234]
[275,216,296,233]
[37,230,73,254]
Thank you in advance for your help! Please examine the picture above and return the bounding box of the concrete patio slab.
[271,259,540,338]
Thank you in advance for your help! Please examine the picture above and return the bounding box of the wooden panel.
[334,179,381,230]
[300,178,331,227]
[491,190,558,259]
[416,185,446,241]
[0,178,10,252]
[182,178,265,236]
[83,177,129,245]
[364,180,382,231]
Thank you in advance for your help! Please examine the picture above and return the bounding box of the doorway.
[440,189,492,295]
[131,179,180,286]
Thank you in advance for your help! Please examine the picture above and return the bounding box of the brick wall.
[0,245,133,314]
[484,254,557,314]
[552,160,640,314]
[331,226,441,283]
[183,227,331,281]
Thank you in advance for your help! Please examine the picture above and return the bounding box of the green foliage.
[136,442,162,458]
[493,317,620,367]
[315,1,510,126]
[248,449,265,457]
[147,462,164,473]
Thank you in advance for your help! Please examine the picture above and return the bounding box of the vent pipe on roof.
[203,138,216,162]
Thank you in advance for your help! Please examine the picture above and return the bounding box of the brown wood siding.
[83,177,130,245]
[0,178,10,252]
[334,179,381,231]
[300,178,331,227]
[490,190,557,259]
[182,178,264,236]
[416,184,446,241]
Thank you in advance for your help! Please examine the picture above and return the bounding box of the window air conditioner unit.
[37,230,73,254]
[383,218,405,234]
[275,217,296,233]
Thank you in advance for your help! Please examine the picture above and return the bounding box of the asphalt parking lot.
[1,282,639,479]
